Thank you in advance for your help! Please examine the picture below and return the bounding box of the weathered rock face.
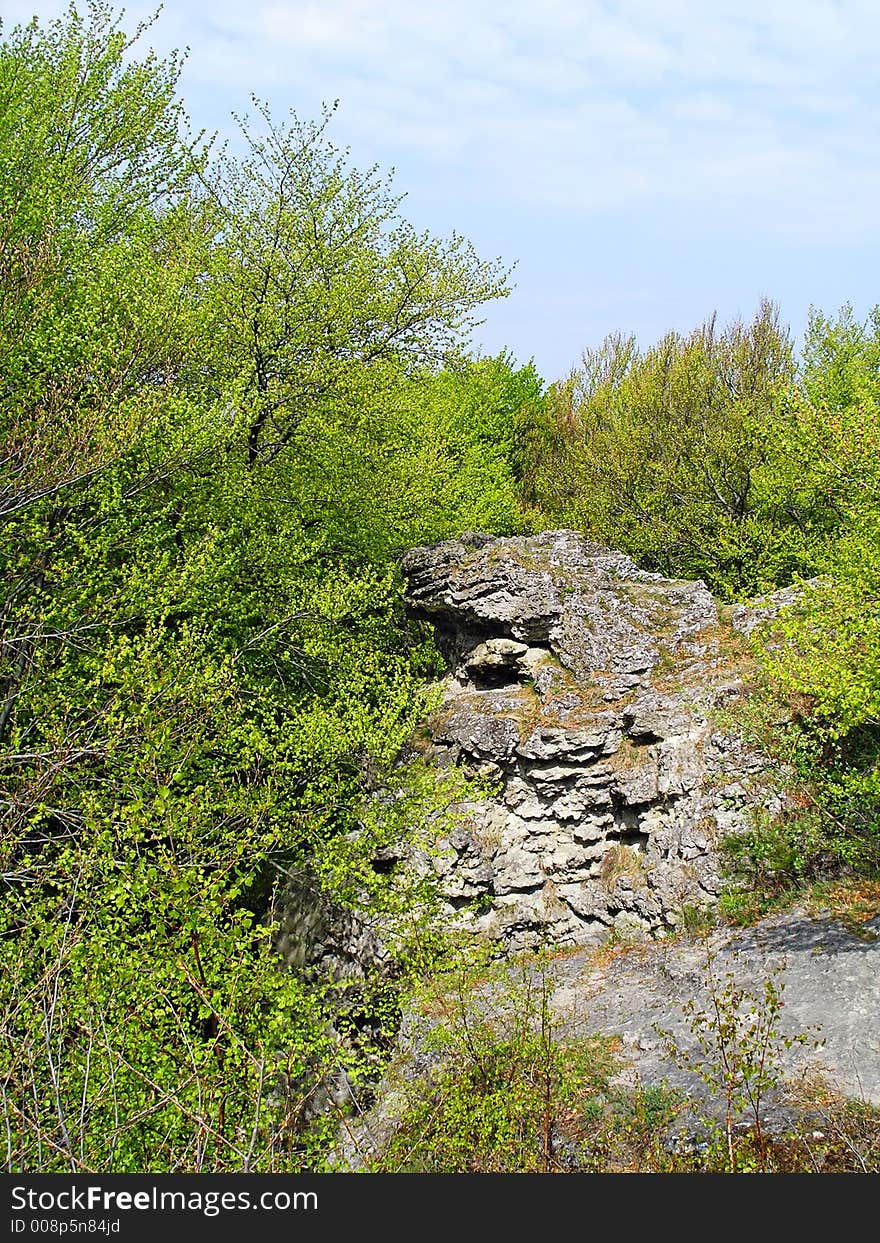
[401,530,780,949]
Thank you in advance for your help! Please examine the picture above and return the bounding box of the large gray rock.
[401,530,784,948]
[402,530,718,697]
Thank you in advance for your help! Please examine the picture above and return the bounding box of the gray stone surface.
[730,579,819,638]
[402,530,786,947]
[550,909,880,1109]
[334,911,880,1169]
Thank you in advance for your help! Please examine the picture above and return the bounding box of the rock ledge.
[401,530,782,947]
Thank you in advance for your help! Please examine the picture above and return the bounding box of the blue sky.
[6,0,880,382]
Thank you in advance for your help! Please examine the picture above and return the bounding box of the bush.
[523,301,800,598]
[369,954,618,1173]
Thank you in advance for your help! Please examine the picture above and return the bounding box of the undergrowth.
[713,684,880,927]
[358,946,879,1174]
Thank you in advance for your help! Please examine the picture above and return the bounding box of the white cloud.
[185,0,876,244]
[7,0,878,240]
[5,0,879,372]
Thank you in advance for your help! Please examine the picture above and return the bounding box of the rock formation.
[401,529,783,948]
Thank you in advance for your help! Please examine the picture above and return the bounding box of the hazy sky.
[6,0,880,381]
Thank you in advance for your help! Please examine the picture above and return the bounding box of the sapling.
[659,946,819,1171]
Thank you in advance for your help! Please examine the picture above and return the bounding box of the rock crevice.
[401,530,781,948]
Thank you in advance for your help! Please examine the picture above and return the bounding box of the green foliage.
[658,948,818,1173]
[364,946,875,1175]
[207,99,510,466]
[758,456,880,738]
[4,1,879,1178]
[368,953,619,1173]
[719,306,880,903]
[244,354,529,565]
[0,2,213,516]
[569,1082,681,1173]
[713,686,880,918]
[0,422,446,1168]
[0,3,521,1172]
[524,301,799,598]
[801,303,880,412]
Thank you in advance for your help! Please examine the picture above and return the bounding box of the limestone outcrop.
[401,530,782,948]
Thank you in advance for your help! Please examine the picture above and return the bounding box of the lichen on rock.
[400,530,783,948]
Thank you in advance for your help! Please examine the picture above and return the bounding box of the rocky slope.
[335,907,880,1170]
[549,908,880,1109]
[400,529,785,948]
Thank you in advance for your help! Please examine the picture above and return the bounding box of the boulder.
[401,530,781,947]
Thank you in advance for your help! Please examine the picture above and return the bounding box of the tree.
[524,301,799,597]
[0,1,212,517]
[205,100,509,466]
[723,306,880,896]
[0,4,519,1171]
[759,303,880,738]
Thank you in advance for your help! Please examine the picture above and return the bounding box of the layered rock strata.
[401,530,780,948]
